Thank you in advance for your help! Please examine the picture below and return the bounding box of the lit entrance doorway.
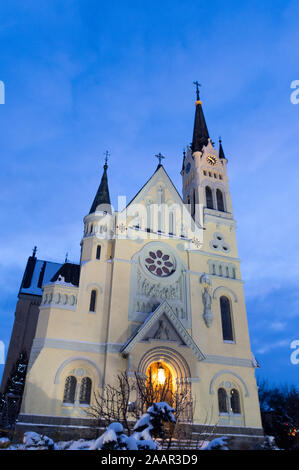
[146,361,173,406]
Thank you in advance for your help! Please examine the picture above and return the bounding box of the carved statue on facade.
[200,274,213,327]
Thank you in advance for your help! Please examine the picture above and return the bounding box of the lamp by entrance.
[146,361,173,405]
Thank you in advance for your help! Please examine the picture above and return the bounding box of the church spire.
[191,82,210,153]
[89,154,111,214]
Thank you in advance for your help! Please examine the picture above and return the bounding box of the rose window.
[145,250,175,277]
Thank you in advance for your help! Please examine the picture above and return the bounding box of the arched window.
[220,296,234,341]
[218,388,228,413]
[63,376,77,404]
[96,245,101,260]
[216,189,225,212]
[89,289,97,312]
[230,388,241,414]
[205,186,213,209]
[79,377,92,405]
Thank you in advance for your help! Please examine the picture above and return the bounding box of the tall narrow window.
[220,296,234,341]
[230,389,241,414]
[96,245,101,260]
[63,376,77,404]
[205,186,213,209]
[218,388,228,413]
[89,289,97,312]
[216,189,225,212]
[79,377,92,405]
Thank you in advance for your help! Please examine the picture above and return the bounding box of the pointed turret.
[191,82,210,153]
[218,138,227,160]
[89,158,111,214]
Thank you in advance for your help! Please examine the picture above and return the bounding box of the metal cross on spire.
[155,152,165,166]
[193,80,201,100]
[103,150,110,167]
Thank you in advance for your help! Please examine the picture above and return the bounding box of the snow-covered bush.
[0,437,11,449]
[90,402,176,451]
[132,402,176,449]
[258,435,280,450]
[89,422,134,450]
[22,431,58,450]
[205,436,229,450]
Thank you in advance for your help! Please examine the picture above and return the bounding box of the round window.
[145,249,175,277]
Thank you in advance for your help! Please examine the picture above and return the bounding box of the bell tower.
[181,84,233,223]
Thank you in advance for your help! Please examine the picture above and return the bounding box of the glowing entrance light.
[157,363,166,385]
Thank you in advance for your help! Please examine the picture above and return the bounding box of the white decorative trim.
[209,370,249,397]
[31,337,122,354]
[86,282,103,293]
[54,356,103,388]
[212,286,238,303]
[203,355,253,368]
[104,257,136,264]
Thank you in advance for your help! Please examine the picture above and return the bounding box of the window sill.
[62,403,74,407]
[223,340,235,344]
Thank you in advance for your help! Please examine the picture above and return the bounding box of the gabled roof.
[120,301,205,361]
[125,164,185,210]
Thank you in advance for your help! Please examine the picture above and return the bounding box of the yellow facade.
[19,100,263,437]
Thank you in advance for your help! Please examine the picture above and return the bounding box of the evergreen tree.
[258,380,299,450]
[0,352,28,429]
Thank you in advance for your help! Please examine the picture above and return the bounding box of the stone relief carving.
[153,320,170,340]
[135,268,186,319]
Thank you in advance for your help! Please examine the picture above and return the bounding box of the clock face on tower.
[206,155,217,166]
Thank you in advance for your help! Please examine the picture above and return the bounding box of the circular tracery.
[145,249,175,277]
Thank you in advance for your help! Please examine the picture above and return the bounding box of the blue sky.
[0,0,298,387]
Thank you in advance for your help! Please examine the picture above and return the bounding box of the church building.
[2,87,263,446]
